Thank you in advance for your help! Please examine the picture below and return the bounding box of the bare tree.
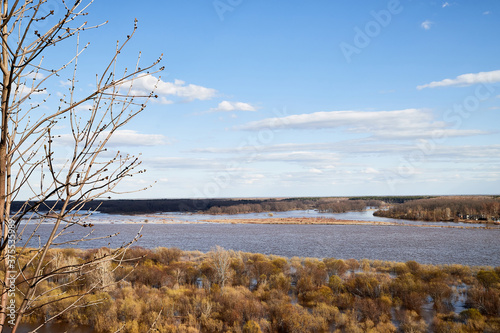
[0,1,162,331]
[209,245,233,290]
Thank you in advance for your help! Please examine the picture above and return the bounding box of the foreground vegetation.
[375,196,500,223]
[9,247,500,332]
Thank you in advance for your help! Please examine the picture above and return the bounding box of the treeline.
[316,199,382,213]
[11,198,293,215]
[350,196,435,204]
[206,201,309,215]
[10,197,387,215]
[206,198,384,215]
[16,247,500,332]
[374,196,500,222]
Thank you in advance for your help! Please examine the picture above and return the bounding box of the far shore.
[121,216,498,229]
[201,217,396,226]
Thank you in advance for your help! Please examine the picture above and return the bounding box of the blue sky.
[36,1,500,198]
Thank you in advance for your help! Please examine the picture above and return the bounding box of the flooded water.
[63,209,497,228]
[19,214,500,266]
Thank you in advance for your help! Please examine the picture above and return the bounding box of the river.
[18,210,500,267]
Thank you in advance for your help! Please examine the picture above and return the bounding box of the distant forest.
[205,198,385,215]
[11,197,383,215]
[11,198,276,215]
[374,196,500,222]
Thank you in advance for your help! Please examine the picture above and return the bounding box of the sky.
[24,0,500,199]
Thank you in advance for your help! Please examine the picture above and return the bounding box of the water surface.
[19,222,499,266]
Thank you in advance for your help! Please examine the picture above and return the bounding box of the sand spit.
[202,217,396,225]
[199,217,497,229]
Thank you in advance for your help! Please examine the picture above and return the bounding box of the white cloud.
[59,80,72,87]
[146,157,225,169]
[191,141,405,155]
[209,101,258,113]
[421,20,433,30]
[423,145,500,161]
[442,2,450,8]
[75,103,93,111]
[363,167,379,174]
[12,83,47,97]
[241,174,265,184]
[57,130,169,147]
[236,109,489,140]
[192,142,500,165]
[153,97,174,105]
[126,75,217,101]
[375,128,487,140]
[25,72,45,80]
[237,109,426,131]
[254,151,340,164]
[483,11,490,15]
[107,130,170,146]
[417,69,500,89]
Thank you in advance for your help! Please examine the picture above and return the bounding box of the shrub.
[477,270,500,288]
[154,247,182,265]
[243,320,263,333]
[399,310,427,333]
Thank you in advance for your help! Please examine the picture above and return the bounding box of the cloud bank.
[236,109,488,140]
[417,69,500,89]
